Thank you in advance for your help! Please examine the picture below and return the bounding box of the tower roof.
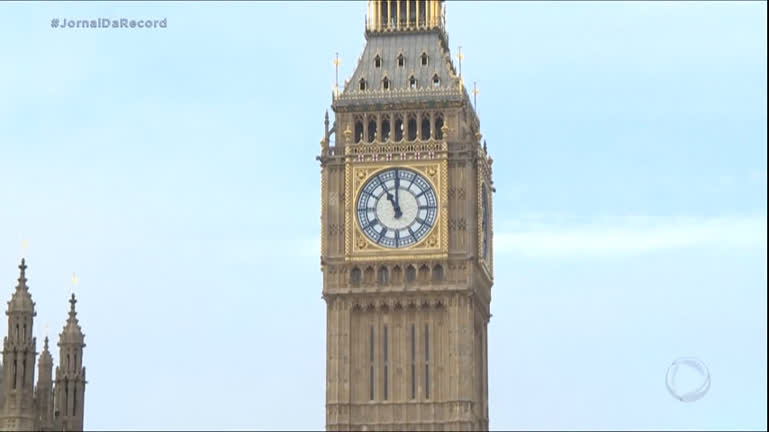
[333,0,476,120]
[59,293,85,346]
[7,258,36,314]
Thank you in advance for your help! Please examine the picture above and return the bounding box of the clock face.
[356,168,438,248]
[481,183,489,260]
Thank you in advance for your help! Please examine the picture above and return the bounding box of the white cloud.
[495,214,767,257]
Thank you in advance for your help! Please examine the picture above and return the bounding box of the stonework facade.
[0,259,87,431]
[319,1,494,430]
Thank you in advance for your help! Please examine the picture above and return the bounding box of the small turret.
[0,258,38,431]
[54,294,86,432]
[36,336,54,431]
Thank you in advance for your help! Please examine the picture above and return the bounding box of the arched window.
[397,53,405,67]
[368,118,377,143]
[406,265,417,282]
[434,114,444,140]
[421,52,429,66]
[409,75,417,89]
[378,266,389,284]
[392,266,403,283]
[432,74,440,87]
[407,115,418,141]
[354,120,364,143]
[432,264,444,281]
[364,266,375,284]
[394,115,404,141]
[374,55,382,68]
[421,116,431,140]
[359,78,367,91]
[380,1,388,27]
[351,267,362,284]
[383,77,391,90]
[381,115,391,142]
[419,264,430,282]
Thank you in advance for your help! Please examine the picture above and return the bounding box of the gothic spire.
[39,335,53,366]
[59,293,84,346]
[7,257,35,314]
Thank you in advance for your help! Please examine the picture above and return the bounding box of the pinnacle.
[8,257,35,313]
[16,257,28,291]
[67,293,78,324]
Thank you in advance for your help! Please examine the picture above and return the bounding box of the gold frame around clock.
[477,151,493,279]
[345,156,448,263]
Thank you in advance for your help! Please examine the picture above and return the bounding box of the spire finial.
[333,53,341,97]
[68,292,78,322]
[17,257,28,291]
[483,139,487,153]
[457,46,463,78]
[473,81,479,112]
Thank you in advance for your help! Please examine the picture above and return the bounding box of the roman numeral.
[407,226,417,239]
[394,230,400,247]
[418,205,436,210]
[378,227,388,242]
[363,219,380,231]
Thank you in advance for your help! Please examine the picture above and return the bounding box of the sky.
[0,1,766,430]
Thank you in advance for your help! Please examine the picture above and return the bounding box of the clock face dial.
[356,168,438,248]
[481,183,489,260]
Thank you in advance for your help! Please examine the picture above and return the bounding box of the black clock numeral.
[418,205,436,210]
[407,226,417,238]
[378,227,388,242]
[363,218,380,231]
[394,230,400,247]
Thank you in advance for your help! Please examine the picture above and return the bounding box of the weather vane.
[457,46,463,78]
[333,52,341,96]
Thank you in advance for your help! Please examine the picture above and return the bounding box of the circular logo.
[665,357,711,402]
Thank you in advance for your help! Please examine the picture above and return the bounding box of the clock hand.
[385,193,403,218]
[394,174,401,218]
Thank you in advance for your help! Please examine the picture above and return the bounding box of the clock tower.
[318,1,493,430]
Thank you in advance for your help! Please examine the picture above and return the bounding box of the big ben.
[318,1,493,430]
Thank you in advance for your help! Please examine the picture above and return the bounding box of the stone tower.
[318,1,494,430]
[0,259,87,431]
[53,294,86,432]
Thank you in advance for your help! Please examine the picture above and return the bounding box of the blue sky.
[0,1,765,430]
